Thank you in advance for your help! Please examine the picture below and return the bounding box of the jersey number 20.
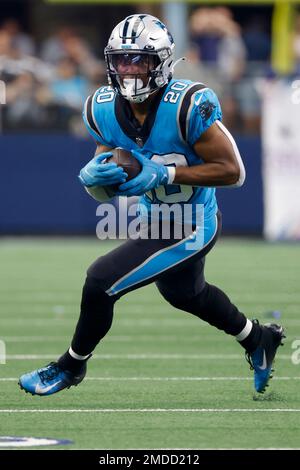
[146,153,194,203]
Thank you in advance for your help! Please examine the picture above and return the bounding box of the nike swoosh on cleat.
[35,380,62,394]
[258,350,267,370]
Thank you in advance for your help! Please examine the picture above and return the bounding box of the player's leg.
[156,241,284,393]
[19,211,283,395]
[19,212,222,395]
[19,225,195,395]
[58,208,223,375]
[156,257,261,346]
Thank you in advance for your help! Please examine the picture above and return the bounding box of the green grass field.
[0,237,300,449]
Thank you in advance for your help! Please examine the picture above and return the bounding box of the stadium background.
[1,0,300,451]
[2,0,299,236]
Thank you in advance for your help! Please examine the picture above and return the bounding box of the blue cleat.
[246,321,285,393]
[18,362,86,396]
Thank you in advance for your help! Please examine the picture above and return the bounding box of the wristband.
[166,166,176,184]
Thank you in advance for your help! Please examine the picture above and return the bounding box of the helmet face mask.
[105,15,175,103]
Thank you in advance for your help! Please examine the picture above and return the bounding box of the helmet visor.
[107,52,158,76]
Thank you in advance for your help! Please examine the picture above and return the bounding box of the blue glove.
[117,150,170,197]
[78,152,128,187]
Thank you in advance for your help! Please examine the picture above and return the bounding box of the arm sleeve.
[187,88,223,146]
[82,93,111,146]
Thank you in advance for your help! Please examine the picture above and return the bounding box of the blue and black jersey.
[83,78,222,224]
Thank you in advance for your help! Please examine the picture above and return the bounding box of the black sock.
[57,350,90,373]
[239,321,262,353]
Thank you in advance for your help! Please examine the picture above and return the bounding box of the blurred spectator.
[40,26,77,64]
[1,18,36,56]
[49,58,90,110]
[175,58,223,98]
[36,58,91,133]
[0,23,104,134]
[0,29,53,83]
[0,9,273,136]
[62,35,105,82]
[235,16,271,134]
[40,26,105,82]
[243,16,271,62]
[188,7,266,134]
[189,7,246,81]
[5,72,47,130]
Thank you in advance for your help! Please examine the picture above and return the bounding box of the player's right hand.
[78,152,128,187]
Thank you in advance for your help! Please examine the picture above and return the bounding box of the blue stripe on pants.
[106,214,218,296]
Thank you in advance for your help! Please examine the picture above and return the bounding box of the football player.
[19,14,284,396]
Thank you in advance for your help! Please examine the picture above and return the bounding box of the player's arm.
[173,120,245,187]
[94,143,113,155]
[117,118,245,197]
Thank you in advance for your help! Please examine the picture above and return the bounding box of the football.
[106,148,142,193]
[85,147,142,202]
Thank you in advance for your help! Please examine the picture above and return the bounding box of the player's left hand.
[116,150,171,197]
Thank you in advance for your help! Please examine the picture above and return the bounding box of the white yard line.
[0,408,299,413]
